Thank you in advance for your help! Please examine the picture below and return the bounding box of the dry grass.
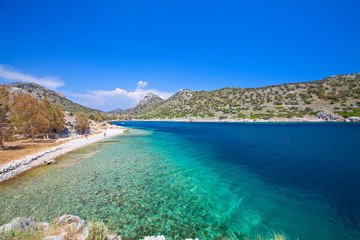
[0,139,70,165]
[0,131,108,165]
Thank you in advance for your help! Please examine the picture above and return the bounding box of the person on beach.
[104,133,106,138]
[85,134,88,139]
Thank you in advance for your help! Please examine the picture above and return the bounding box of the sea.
[0,122,359,239]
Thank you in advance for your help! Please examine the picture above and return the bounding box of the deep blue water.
[118,121,360,239]
[1,122,360,239]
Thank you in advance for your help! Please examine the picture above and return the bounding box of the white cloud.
[0,64,64,90]
[137,80,148,89]
[0,64,173,111]
[66,83,173,112]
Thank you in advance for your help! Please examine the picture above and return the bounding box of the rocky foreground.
[0,215,198,240]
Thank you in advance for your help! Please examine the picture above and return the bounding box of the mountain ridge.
[3,82,101,114]
[122,93,165,115]
[129,73,360,121]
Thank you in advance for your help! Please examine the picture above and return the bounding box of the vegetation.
[0,228,43,240]
[40,98,66,138]
[124,93,165,115]
[128,73,360,121]
[75,112,90,135]
[0,219,111,240]
[11,94,50,142]
[0,88,67,148]
[88,221,107,240]
[0,87,13,149]
[0,83,122,149]
[4,82,100,114]
[0,216,287,240]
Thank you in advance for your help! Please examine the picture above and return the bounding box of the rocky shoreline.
[131,114,360,123]
[0,215,198,240]
[0,128,126,183]
[132,116,326,123]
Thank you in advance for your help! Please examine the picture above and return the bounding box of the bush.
[250,114,275,120]
[237,113,247,118]
[88,221,107,240]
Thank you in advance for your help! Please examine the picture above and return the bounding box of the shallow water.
[1,122,360,239]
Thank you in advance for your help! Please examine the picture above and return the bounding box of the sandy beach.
[0,128,127,183]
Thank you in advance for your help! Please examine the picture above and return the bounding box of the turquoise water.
[1,122,360,239]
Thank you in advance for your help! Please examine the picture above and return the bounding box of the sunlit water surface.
[1,122,360,240]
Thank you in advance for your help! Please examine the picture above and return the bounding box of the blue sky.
[0,0,359,111]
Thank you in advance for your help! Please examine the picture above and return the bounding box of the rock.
[56,215,81,225]
[75,220,86,232]
[1,215,120,240]
[35,221,50,231]
[46,159,57,164]
[0,217,50,235]
[143,235,166,240]
[316,112,339,121]
[0,217,35,234]
[348,116,360,122]
[42,235,65,240]
[107,234,119,240]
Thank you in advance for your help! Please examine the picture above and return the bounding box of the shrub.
[237,113,247,118]
[87,221,107,240]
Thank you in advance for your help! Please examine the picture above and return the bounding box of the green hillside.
[5,82,101,114]
[135,73,360,121]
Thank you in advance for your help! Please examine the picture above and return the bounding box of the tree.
[75,112,90,135]
[40,98,65,138]
[0,86,13,149]
[11,94,49,142]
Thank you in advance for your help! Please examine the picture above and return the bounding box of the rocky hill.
[133,73,360,121]
[3,82,101,114]
[108,108,126,114]
[124,93,165,115]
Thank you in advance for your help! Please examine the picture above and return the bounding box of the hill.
[133,73,360,121]
[108,108,126,114]
[4,82,101,114]
[124,93,165,115]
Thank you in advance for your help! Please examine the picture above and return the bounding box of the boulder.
[0,217,49,234]
[56,215,81,225]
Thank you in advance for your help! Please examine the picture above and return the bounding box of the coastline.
[128,116,330,123]
[0,127,127,183]
[128,115,360,123]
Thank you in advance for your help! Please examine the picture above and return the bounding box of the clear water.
[0,122,360,240]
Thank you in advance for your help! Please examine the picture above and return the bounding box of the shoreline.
[125,115,360,123]
[121,117,338,123]
[0,127,127,183]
